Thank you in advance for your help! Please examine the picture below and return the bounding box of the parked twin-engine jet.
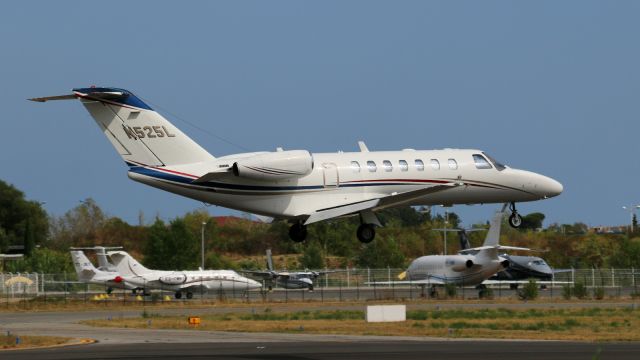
[391,207,531,297]
[108,251,261,299]
[31,87,563,243]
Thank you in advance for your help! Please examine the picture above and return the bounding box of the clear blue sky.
[1,1,639,228]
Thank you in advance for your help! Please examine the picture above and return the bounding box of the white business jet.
[30,87,563,243]
[108,251,261,299]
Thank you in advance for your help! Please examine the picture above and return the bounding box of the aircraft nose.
[541,176,563,199]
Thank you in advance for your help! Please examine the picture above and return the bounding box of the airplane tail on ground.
[266,249,275,272]
[70,251,98,282]
[481,210,504,248]
[108,251,151,276]
[29,87,215,167]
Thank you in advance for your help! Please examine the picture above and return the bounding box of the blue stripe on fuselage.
[127,164,441,192]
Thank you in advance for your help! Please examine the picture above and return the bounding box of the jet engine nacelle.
[446,257,474,272]
[500,259,510,269]
[159,273,187,285]
[232,150,313,181]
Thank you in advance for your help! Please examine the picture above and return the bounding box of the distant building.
[590,225,627,234]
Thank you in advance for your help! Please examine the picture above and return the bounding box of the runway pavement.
[1,302,639,359]
[3,341,640,360]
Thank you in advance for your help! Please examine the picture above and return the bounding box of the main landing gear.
[508,202,523,228]
[289,222,307,242]
[356,223,376,243]
[175,291,193,299]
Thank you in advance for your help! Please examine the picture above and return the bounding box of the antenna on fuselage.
[357,141,369,152]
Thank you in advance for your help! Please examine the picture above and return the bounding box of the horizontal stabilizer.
[463,245,531,252]
[28,94,76,102]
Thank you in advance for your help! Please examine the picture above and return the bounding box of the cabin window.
[430,159,440,170]
[414,159,424,171]
[448,159,458,170]
[367,161,377,172]
[350,161,361,173]
[383,160,393,172]
[473,154,492,169]
[399,160,408,172]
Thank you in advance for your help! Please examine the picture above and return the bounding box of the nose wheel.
[508,202,522,228]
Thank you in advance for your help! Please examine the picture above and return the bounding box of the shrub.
[562,284,573,299]
[573,282,588,299]
[444,283,457,298]
[593,287,605,300]
[518,279,539,300]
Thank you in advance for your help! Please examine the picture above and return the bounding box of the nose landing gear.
[508,202,522,228]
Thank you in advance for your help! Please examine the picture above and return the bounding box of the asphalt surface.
[3,341,640,360]
[1,302,640,359]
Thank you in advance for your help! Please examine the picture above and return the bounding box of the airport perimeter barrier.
[1,268,640,307]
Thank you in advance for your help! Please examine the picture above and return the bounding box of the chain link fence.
[2,268,639,307]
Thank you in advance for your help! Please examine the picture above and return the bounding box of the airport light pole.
[622,205,640,234]
[201,220,208,270]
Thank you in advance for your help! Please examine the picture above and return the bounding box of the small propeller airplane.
[31,87,563,243]
[243,249,334,291]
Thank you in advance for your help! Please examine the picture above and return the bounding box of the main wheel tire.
[356,224,376,243]
[509,213,523,228]
[175,292,182,299]
[289,223,308,242]
[186,292,193,299]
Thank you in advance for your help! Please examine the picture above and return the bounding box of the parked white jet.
[30,87,563,243]
[70,250,135,293]
[108,251,261,299]
[393,207,530,296]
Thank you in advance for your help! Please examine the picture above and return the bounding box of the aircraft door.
[322,163,339,188]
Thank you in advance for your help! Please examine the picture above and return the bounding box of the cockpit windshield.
[529,260,547,266]
[482,152,507,171]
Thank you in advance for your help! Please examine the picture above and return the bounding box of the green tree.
[0,180,48,253]
[144,218,198,270]
[300,241,324,269]
[356,236,405,268]
[520,212,545,230]
[49,198,105,249]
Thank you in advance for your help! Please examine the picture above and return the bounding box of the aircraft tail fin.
[266,249,274,271]
[481,210,504,247]
[29,87,215,167]
[108,251,151,276]
[70,251,97,282]
[459,230,471,250]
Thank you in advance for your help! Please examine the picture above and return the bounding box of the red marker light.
[113,276,123,283]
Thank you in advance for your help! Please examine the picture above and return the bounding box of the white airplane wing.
[304,183,461,225]
[482,279,573,285]
[366,278,447,286]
